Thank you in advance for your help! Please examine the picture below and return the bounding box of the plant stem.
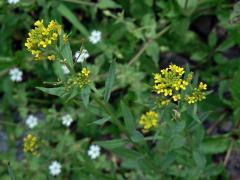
[91,94,161,173]
[91,93,126,133]
[62,0,96,6]
[128,25,170,65]
[184,0,189,9]
[224,140,234,166]
[0,69,9,77]
[8,162,15,180]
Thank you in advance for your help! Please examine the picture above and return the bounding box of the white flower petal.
[61,114,73,127]
[26,115,38,129]
[8,0,20,4]
[87,144,101,159]
[89,30,102,44]
[61,65,70,74]
[49,161,61,176]
[75,49,90,63]
[9,68,23,82]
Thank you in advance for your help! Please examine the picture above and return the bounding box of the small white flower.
[9,68,23,82]
[89,30,102,44]
[8,0,20,4]
[74,49,90,63]
[26,115,38,129]
[87,144,101,159]
[49,161,61,176]
[61,114,73,127]
[61,65,70,74]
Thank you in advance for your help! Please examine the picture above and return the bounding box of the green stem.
[8,162,15,180]
[91,93,160,173]
[184,0,189,9]
[224,140,234,166]
[0,69,9,77]
[0,121,17,127]
[62,0,96,6]
[91,93,126,132]
[128,25,170,65]
[55,46,74,74]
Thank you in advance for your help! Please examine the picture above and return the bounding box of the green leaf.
[89,117,111,125]
[204,164,224,176]
[53,61,65,81]
[172,121,186,133]
[65,87,79,101]
[214,53,228,65]
[217,38,235,51]
[57,4,88,37]
[176,0,198,11]
[59,31,74,70]
[191,51,208,62]
[104,60,116,102]
[231,69,240,104]
[121,159,140,169]
[121,101,135,133]
[170,135,186,150]
[8,162,15,180]
[208,31,217,47]
[81,86,91,107]
[130,130,144,143]
[159,153,175,171]
[230,2,240,21]
[94,139,128,150]
[193,151,206,169]
[200,136,231,154]
[146,41,159,67]
[97,0,121,9]
[36,87,65,97]
[144,0,153,6]
[111,148,142,159]
[171,18,190,36]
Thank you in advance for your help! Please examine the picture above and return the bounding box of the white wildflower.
[49,161,61,176]
[87,144,101,159]
[9,68,23,82]
[8,0,20,4]
[26,115,38,129]
[61,65,70,74]
[89,30,102,44]
[61,114,73,127]
[75,49,89,63]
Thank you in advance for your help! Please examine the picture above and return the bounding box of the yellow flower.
[185,82,207,104]
[169,64,185,75]
[172,94,181,101]
[185,96,196,104]
[81,68,90,76]
[153,64,190,105]
[139,111,158,130]
[153,64,208,105]
[63,33,69,43]
[65,68,91,90]
[23,134,39,156]
[47,55,56,61]
[199,82,207,90]
[161,99,170,105]
[25,20,62,60]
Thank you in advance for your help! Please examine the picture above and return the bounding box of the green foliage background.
[1,0,240,179]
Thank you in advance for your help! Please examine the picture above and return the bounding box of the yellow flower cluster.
[139,111,158,130]
[153,64,207,105]
[185,82,207,104]
[153,64,192,105]
[65,68,91,90]
[25,20,61,60]
[23,134,39,156]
